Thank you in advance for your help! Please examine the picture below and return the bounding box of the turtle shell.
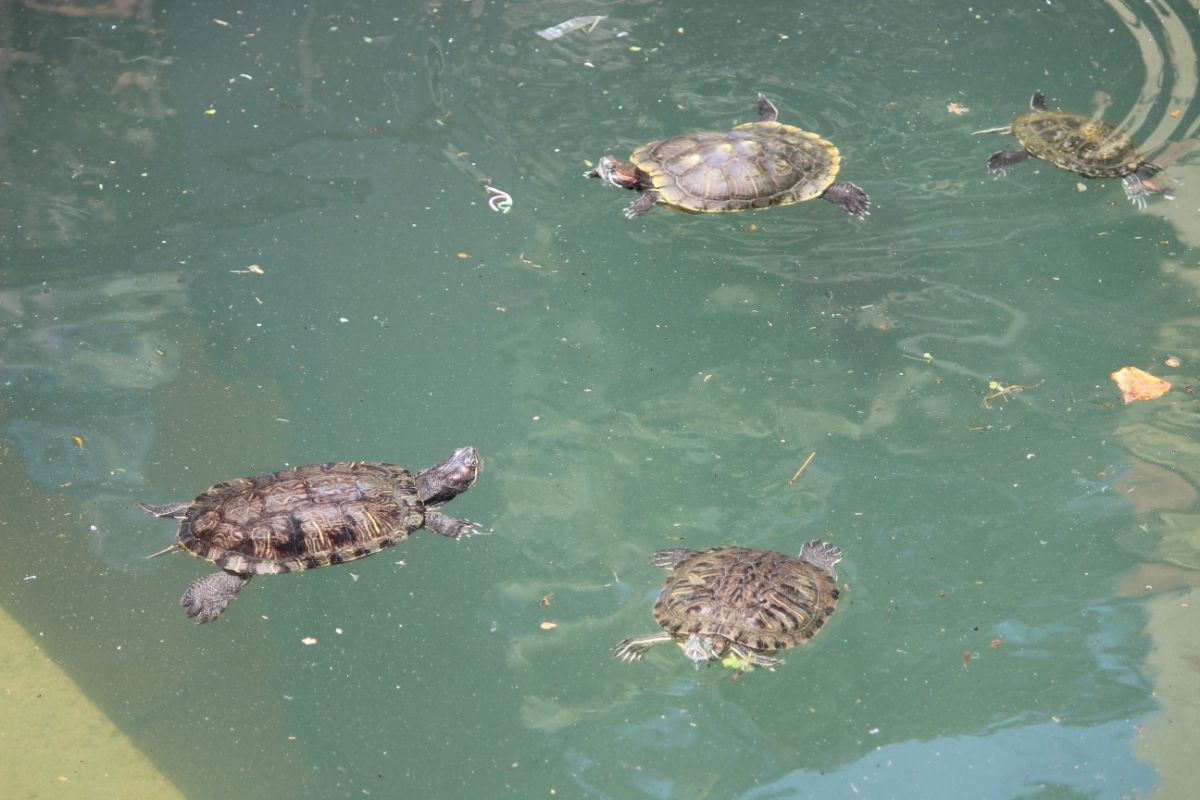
[652,546,839,653]
[175,462,424,576]
[629,121,841,213]
[1012,110,1145,178]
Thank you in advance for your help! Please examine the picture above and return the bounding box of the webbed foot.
[138,501,189,518]
[821,181,870,217]
[987,150,1030,177]
[756,94,779,122]
[624,190,658,219]
[612,632,673,662]
[424,510,484,539]
[182,570,250,623]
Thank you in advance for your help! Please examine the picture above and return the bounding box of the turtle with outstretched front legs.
[613,540,842,669]
[139,446,483,623]
[587,95,869,219]
[976,91,1169,208]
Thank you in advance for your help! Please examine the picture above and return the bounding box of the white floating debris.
[301,636,318,645]
[537,15,606,41]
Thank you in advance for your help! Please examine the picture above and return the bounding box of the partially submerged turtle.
[613,541,842,669]
[587,95,869,219]
[140,447,482,623]
[976,91,1168,208]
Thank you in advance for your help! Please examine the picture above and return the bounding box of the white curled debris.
[537,15,606,41]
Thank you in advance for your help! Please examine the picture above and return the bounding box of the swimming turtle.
[139,447,482,623]
[976,91,1168,208]
[613,541,842,669]
[586,95,869,219]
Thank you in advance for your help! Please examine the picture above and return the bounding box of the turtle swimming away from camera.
[974,91,1169,208]
[139,446,483,623]
[612,540,842,669]
[586,95,869,219]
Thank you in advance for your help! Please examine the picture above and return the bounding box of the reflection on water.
[3,0,1200,798]
[0,271,186,565]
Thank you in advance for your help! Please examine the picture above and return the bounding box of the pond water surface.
[2,1,1200,799]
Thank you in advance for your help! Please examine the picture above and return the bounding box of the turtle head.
[416,446,481,506]
[680,634,724,667]
[585,155,640,190]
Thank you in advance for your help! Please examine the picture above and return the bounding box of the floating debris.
[1111,366,1171,404]
[536,15,606,41]
[787,451,816,486]
[486,186,513,214]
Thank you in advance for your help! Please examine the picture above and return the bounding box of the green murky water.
[3,1,1200,798]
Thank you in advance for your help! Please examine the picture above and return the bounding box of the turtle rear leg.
[612,632,674,662]
[987,149,1030,177]
[137,501,189,518]
[424,510,483,539]
[624,190,659,219]
[740,646,785,669]
[821,181,870,217]
[182,570,251,623]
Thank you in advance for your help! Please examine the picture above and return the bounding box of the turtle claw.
[612,643,644,662]
[1123,174,1150,210]
[612,633,672,662]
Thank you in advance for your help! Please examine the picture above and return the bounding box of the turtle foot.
[623,190,659,219]
[1125,164,1174,209]
[986,149,1030,177]
[823,181,870,217]
[612,632,672,662]
[424,511,481,540]
[181,570,250,623]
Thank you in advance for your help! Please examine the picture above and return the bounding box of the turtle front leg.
[424,510,483,539]
[986,149,1030,177]
[624,190,659,219]
[612,632,674,662]
[650,548,696,569]
[1123,166,1173,209]
[137,501,189,518]
[821,181,870,217]
[732,644,785,669]
[756,93,779,122]
[181,570,251,623]
[1123,173,1151,210]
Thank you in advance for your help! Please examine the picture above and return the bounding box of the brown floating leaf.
[962,650,973,669]
[540,593,553,608]
[1110,366,1171,404]
[71,435,85,449]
